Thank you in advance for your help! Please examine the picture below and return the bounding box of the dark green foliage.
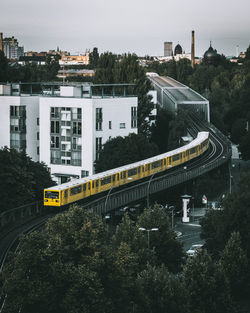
[0,147,54,211]
[150,108,173,153]
[1,204,185,313]
[95,133,159,173]
[183,249,234,313]
[0,54,60,83]
[137,205,184,273]
[136,264,189,313]
[94,53,154,133]
[0,51,8,81]
[89,47,99,69]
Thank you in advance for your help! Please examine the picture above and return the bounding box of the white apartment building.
[0,83,138,184]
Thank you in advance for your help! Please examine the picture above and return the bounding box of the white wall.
[24,96,39,161]
[0,96,20,149]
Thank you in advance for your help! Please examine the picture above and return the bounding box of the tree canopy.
[94,53,154,133]
[0,147,54,212]
[95,133,159,173]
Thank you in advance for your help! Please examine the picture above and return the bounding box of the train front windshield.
[45,191,59,199]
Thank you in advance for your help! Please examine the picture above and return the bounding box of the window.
[131,107,137,128]
[73,122,81,135]
[51,136,60,148]
[101,176,111,185]
[51,107,59,118]
[190,147,196,154]
[51,121,60,134]
[70,185,82,196]
[128,168,137,177]
[37,118,39,126]
[96,137,102,160]
[37,132,39,140]
[45,191,59,199]
[109,121,112,129]
[37,146,39,155]
[152,160,161,169]
[96,108,103,131]
[173,154,180,161]
[81,170,89,178]
[120,123,126,129]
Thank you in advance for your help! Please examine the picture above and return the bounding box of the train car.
[44,131,210,207]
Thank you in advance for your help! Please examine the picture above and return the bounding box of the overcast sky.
[1,0,250,57]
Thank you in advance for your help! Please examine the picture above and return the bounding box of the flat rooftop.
[0,82,136,98]
[150,76,207,103]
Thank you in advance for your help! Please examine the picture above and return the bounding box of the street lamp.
[104,187,114,212]
[147,173,156,208]
[139,227,159,249]
[168,205,175,229]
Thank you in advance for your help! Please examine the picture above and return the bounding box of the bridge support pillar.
[181,195,191,223]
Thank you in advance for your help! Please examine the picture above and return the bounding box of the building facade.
[59,54,90,66]
[0,83,138,184]
[2,36,24,59]
[164,42,173,57]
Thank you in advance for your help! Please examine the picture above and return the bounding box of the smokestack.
[191,30,195,68]
[0,33,3,51]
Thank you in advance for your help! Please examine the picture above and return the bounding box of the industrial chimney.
[191,30,195,68]
[0,33,3,51]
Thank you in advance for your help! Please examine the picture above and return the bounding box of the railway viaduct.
[0,76,231,228]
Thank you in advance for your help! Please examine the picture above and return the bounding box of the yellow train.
[44,132,210,207]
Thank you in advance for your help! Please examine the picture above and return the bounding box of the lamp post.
[104,187,113,212]
[169,205,175,229]
[139,227,159,249]
[147,173,156,208]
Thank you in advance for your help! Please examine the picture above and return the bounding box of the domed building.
[203,42,218,63]
[174,43,183,56]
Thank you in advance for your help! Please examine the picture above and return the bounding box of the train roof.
[46,131,209,191]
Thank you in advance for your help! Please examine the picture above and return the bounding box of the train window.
[64,190,68,198]
[186,151,188,156]
[117,173,119,180]
[128,168,137,177]
[142,166,144,172]
[112,175,116,182]
[83,184,86,191]
[121,171,126,179]
[152,161,161,169]
[147,164,151,171]
[70,185,82,196]
[190,147,196,154]
[92,181,95,188]
[173,154,180,161]
[96,180,99,188]
[101,176,111,185]
[138,167,140,174]
[169,157,172,164]
[45,191,59,199]
[164,159,166,165]
[88,182,91,190]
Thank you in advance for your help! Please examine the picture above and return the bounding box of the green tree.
[95,133,159,173]
[135,264,189,313]
[89,47,99,68]
[94,53,154,133]
[0,50,8,81]
[0,147,54,211]
[137,204,184,273]
[220,232,249,301]
[183,249,234,313]
[150,108,173,153]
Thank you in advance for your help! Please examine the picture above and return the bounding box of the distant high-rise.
[191,30,195,68]
[164,42,173,57]
[3,35,24,59]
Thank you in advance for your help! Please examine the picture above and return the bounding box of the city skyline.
[1,0,250,57]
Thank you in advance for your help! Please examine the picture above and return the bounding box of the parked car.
[186,244,203,257]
